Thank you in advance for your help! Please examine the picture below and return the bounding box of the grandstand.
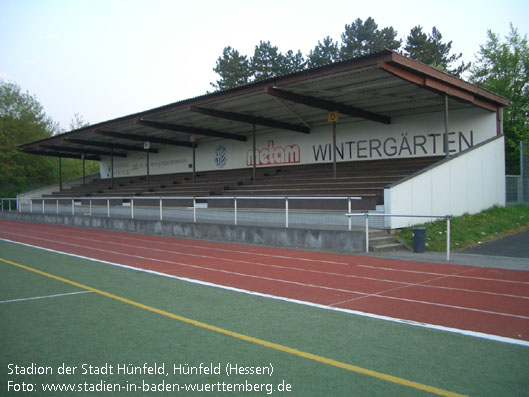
[44,156,444,211]
[17,50,508,231]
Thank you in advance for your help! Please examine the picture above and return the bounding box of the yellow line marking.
[1,257,466,397]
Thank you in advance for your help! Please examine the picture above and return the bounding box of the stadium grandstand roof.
[18,50,509,161]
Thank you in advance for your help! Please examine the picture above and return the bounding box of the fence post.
[30,199,33,213]
[285,197,289,228]
[56,199,59,214]
[131,199,134,219]
[160,198,163,221]
[1,199,3,212]
[365,212,369,253]
[72,199,74,216]
[234,198,238,225]
[107,199,110,218]
[193,198,197,223]
[89,199,92,216]
[43,199,45,214]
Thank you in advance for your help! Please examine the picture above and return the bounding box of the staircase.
[368,230,409,252]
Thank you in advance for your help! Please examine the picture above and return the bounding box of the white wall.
[383,136,506,229]
[99,107,497,178]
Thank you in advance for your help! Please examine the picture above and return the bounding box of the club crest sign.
[215,145,227,168]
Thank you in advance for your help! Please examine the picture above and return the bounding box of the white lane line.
[0,290,92,304]
[1,238,528,347]
[2,233,529,319]
[2,228,528,301]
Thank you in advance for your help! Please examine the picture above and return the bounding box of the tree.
[282,49,306,74]
[211,46,252,91]
[339,17,401,60]
[60,113,99,181]
[307,36,340,68]
[250,41,289,81]
[470,25,529,174]
[0,80,58,197]
[404,26,470,77]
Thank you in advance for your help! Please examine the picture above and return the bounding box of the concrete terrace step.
[369,233,408,252]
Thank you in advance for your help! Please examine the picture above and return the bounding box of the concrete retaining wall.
[0,212,365,254]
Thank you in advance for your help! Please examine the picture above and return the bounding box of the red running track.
[1,220,529,343]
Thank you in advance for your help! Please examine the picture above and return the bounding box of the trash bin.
[412,227,427,253]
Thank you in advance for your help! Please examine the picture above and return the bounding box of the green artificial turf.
[1,240,528,396]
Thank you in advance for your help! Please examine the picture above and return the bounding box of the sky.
[1,0,528,131]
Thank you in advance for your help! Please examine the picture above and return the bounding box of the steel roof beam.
[135,118,247,142]
[64,137,159,153]
[39,144,127,158]
[188,105,310,134]
[379,62,499,112]
[20,149,100,161]
[94,129,194,148]
[264,86,391,125]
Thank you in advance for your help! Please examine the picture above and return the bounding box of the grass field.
[1,240,529,396]
[395,204,529,251]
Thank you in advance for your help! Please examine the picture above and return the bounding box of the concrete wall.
[0,212,365,254]
[383,136,506,228]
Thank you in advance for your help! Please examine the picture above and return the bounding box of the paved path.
[369,230,529,271]
[461,230,529,258]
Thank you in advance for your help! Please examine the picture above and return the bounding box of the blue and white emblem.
[215,145,227,168]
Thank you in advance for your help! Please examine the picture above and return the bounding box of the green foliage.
[211,46,252,91]
[210,17,469,90]
[250,41,289,81]
[0,80,98,197]
[0,81,58,196]
[403,26,470,77]
[470,25,529,174]
[339,17,401,59]
[395,205,529,251]
[307,36,340,68]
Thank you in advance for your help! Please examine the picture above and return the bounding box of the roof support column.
[252,123,256,181]
[111,148,114,189]
[192,142,196,184]
[59,156,62,192]
[82,154,86,188]
[332,120,337,178]
[444,95,449,158]
[146,149,150,185]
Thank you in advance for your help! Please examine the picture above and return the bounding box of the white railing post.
[193,198,197,223]
[43,199,45,214]
[56,199,59,214]
[131,199,134,219]
[285,197,289,228]
[30,199,33,213]
[446,216,451,262]
[89,199,92,216]
[348,197,352,231]
[107,199,110,218]
[160,198,163,221]
[234,198,238,225]
[72,199,75,215]
[365,212,369,253]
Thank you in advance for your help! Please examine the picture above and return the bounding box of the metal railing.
[4,196,364,231]
[345,212,452,261]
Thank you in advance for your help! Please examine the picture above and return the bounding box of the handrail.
[4,196,363,231]
[345,212,452,261]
